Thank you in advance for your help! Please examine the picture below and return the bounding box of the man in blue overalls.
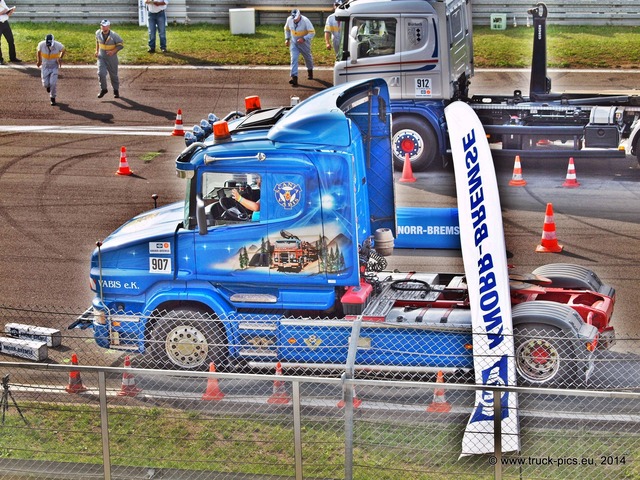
[95,19,124,99]
[284,9,315,87]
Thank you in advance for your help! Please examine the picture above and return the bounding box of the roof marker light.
[213,120,231,142]
[245,95,262,113]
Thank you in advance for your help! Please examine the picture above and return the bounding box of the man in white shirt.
[145,0,168,53]
[324,1,343,60]
[0,0,21,64]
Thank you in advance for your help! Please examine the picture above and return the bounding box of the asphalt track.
[0,65,639,345]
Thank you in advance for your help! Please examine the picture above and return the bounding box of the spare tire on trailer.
[391,116,439,171]
[532,263,615,298]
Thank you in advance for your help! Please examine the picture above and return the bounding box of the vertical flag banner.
[138,0,148,26]
[444,101,520,456]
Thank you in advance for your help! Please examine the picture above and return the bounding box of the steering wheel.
[219,196,249,221]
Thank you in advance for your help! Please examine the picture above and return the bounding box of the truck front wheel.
[392,116,438,171]
[149,308,227,370]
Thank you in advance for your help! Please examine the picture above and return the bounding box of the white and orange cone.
[426,370,451,413]
[508,155,527,186]
[201,362,225,401]
[535,203,563,253]
[117,355,142,397]
[562,157,580,188]
[399,153,417,183]
[171,109,185,136]
[267,362,291,405]
[116,146,133,176]
[65,353,88,394]
[337,385,363,409]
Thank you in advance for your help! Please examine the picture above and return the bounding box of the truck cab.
[80,79,397,369]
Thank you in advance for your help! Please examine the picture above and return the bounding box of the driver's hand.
[231,189,240,201]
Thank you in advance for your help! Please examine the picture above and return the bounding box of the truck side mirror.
[196,195,208,236]
[349,25,359,63]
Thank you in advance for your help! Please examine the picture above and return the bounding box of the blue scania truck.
[72,78,616,386]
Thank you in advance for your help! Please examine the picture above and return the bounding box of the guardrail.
[1,303,640,479]
[0,361,639,479]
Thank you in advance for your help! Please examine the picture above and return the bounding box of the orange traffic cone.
[337,385,363,409]
[536,203,563,253]
[171,109,185,136]
[267,362,291,405]
[202,362,225,401]
[508,155,527,186]
[562,157,580,188]
[426,370,451,413]
[116,146,133,176]
[399,153,417,183]
[65,353,88,394]
[117,355,142,397]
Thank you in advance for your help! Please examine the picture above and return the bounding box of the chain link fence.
[1,304,640,479]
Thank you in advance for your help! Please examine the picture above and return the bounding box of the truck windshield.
[351,18,397,58]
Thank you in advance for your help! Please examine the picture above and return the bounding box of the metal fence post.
[493,389,502,480]
[344,317,362,480]
[98,371,111,480]
[292,380,303,480]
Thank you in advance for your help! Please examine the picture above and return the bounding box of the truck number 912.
[149,257,171,274]
[415,78,432,97]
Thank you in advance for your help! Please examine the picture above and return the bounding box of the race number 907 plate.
[149,257,172,274]
[415,78,432,97]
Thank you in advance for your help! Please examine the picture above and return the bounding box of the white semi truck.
[334,0,640,170]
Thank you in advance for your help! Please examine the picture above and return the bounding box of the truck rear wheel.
[514,324,571,387]
[392,116,438,171]
[149,308,227,370]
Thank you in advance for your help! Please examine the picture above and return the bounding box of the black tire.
[391,116,439,171]
[633,136,640,166]
[514,324,569,387]
[512,323,588,388]
[148,308,227,370]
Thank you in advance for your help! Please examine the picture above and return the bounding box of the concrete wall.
[11,0,640,26]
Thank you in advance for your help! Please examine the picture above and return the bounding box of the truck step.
[238,322,277,331]
[4,323,62,347]
[362,283,445,318]
[238,349,278,358]
[0,337,48,361]
[247,360,467,375]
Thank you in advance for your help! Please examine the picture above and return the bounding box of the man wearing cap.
[145,0,168,53]
[95,19,124,99]
[324,1,343,60]
[284,9,315,87]
[36,34,65,106]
